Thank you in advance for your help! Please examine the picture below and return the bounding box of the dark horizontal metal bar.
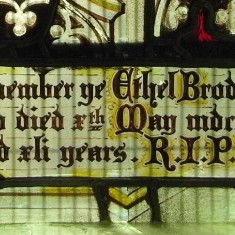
[1,57,235,68]
[0,177,235,189]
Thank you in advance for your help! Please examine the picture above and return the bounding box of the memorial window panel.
[0,0,234,225]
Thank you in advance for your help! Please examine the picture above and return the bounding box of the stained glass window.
[0,0,235,225]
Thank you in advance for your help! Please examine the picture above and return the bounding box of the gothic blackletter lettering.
[144,135,176,171]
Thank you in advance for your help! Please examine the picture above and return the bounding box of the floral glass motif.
[50,0,125,44]
[0,0,50,36]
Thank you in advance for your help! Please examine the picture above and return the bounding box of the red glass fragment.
[195,13,214,42]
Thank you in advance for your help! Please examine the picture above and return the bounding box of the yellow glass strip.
[88,0,121,12]
[109,187,147,207]
[42,187,94,195]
